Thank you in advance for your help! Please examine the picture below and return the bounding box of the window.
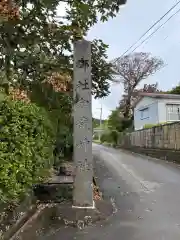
[140,108,149,119]
[166,104,180,121]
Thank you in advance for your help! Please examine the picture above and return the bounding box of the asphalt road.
[91,144,180,240]
[16,144,180,239]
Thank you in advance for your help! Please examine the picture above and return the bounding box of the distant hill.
[93,118,106,129]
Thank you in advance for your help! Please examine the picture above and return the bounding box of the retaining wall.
[119,122,180,163]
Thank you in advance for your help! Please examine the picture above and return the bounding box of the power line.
[113,0,180,62]
[130,7,180,53]
[122,0,180,56]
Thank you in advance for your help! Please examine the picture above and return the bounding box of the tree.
[113,52,164,118]
[108,108,123,132]
[93,118,104,128]
[0,0,19,23]
[141,82,160,93]
[168,84,180,95]
[91,39,115,98]
[0,0,127,165]
[0,0,127,160]
[128,82,161,109]
[0,0,126,98]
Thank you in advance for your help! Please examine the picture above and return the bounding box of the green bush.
[100,132,110,143]
[0,97,55,204]
[110,130,119,145]
[143,122,169,129]
[93,133,99,140]
[100,130,122,147]
[143,124,155,129]
[54,125,73,167]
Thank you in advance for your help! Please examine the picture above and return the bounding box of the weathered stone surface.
[73,40,93,207]
[12,200,114,240]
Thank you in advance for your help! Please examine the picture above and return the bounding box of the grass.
[93,140,114,147]
[93,139,101,144]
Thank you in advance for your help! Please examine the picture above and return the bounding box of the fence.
[119,122,180,163]
[120,122,180,150]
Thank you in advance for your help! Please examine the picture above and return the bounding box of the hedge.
[0,97,55,204]
[143,122,170,129]
[100,130,118,144]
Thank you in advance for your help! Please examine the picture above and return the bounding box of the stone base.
[10,200,114,239]
[72,200,95,209]
[55,199,114,228]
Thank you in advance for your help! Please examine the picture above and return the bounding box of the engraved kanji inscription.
[76,79,89,90]
[76,116,89,128]
[76,159,92,172]
[76,97,89,108]
[76,57,89,71]
[76,137,90,152]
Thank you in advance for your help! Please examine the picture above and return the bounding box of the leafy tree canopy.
[168,84,180,95]
[107,108,123,132]
[93,117,106,129]
[0,0,126,98]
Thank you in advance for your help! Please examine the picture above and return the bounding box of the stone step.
[48,175,74,185]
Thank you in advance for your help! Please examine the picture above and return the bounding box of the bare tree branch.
[113,52,164,118]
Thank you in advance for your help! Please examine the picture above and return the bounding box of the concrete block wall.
[121,122,180,150]
[120,122,180,163]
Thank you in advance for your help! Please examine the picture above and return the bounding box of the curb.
[3,204,45,240]
[3,204,39,240]
[5,177,103,239]
[7,204,47,240]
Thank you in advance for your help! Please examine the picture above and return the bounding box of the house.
[133,92,180,130]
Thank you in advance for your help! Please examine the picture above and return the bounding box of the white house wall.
[135,97,157,110]
[134,97,159,130]
[158,98,180,123]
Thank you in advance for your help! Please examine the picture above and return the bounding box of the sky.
[58,0,180,119]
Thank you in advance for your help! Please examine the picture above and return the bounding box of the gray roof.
[133,92,180,108]
[137,92,180,99]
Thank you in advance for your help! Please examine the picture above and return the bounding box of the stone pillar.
[73,40,94,208]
